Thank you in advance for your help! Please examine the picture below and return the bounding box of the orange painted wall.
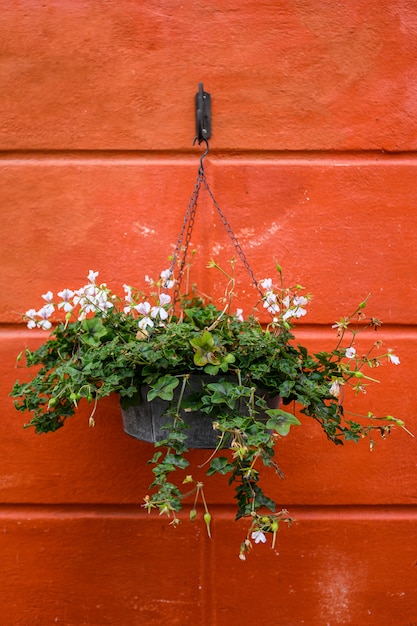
[1,2,417,624]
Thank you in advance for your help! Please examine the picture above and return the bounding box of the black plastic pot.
[121,374,279,449]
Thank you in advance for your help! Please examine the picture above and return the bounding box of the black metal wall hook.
[195,82,211,142]
[193,136,210,172]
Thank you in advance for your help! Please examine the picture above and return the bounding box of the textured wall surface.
[1,1,417,624]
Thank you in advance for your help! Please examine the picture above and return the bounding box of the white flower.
[95,296,113,314]
[294,296,307,306]
[74,285,99,318]
[135,301,154,329]
[57,288,74,301]
[151,305,168,321]
[345,347,356,359]
[263,291,280,314]
[388,352,400,365]
[75,284,96,300]
[87,270,99,284]
[293,296,308,317]
[160,269,175,289]
[86,284,98,298]
[42,291,54,303]
[25,308,38,329]
[282,295,308,321]
[260,278,273,290]
[74,282,113,317]
[36,304,54,330]
[138,316,154,330]
[38,320,52,330]
[135,301,151,316]
[123,284,133,303]
[74,294,96,316]
[159,293,171,306]
[151,295,171,321]
[123,285,134,313]
[251,530,267,544]
[38,303,54,318]
[294,308,307,319]
[78,301,96,317]
[57,288,74,312]
[236,308,244,322]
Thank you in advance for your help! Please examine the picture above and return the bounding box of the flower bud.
[204,512,212,538]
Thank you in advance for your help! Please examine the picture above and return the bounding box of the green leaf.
[148,451,163,464]
[207,457,235,476]
[190,331,221,367]
[204,364,220,375]
[190,330,215,350]
[80,317,108,346]
[147,375,179,402]
[164,453,190,470]
[265,409,301,436]
[206,381,238,410]
[278,380,295,398]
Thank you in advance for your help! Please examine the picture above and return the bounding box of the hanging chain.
[170,139,264,304]
[168,169,203,304]
[200,176,264,298]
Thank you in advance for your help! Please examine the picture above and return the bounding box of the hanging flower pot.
[10,137,408,559]
[121,374,280,448]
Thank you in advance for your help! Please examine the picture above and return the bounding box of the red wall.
[1,2,417,624]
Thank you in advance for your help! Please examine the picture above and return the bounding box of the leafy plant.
[11,262,408,559]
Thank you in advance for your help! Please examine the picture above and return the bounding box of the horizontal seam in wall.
[2,150,417,166]
[1,503,417,521]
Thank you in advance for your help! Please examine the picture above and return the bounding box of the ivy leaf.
[147,375,179,402]
[164,453,190,469]
[206,381,238,410]
[203,364,220,375]
[80,318,108,346]
[265,409,301,436]
[148,451,163,464]
[278,380,296,398]
[190,331,221,367]
[207,457,235,476]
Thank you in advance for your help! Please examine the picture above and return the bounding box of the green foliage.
[10,265,406,556]
[147,375,179,402]
[265,410,301,435]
